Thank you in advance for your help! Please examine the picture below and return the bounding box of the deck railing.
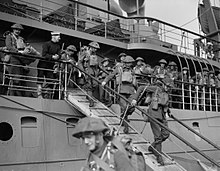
[0,0,218,61]
[0,51,220,112]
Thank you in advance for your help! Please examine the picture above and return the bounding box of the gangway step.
[67,90,187,171]
[108,122,120,126]
[90,107,109,110]
[133,141,151,145]
[98,115,118,118]
[129,118,147,122]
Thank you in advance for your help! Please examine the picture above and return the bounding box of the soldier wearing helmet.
[72,117,134,171]
[86,41,100,66]
[102,55,136,133]
[56,45,78,86]
[118,52,126,62]
[4,23,28,96]
[133,57,149,86]
[99,58,112,105]
[77,42,102,107]
[60,45,77,64]
[153,59,168,81]
[131,80,170,165]
[134,57,145,72]
[113,52,127,70]
[167,61,179,82]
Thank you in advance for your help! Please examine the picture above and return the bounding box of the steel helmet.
[72,117,109,138]
[101,57,109,63]
[89,41,100,49]
[208,70,214,74]
[124,55,135,63]
[118,53,126,58]
[168,61,177,66]
[136,57,144,61]
[203,67,209,72]
[11,23,24,30]
[182,67,188,71]
[159,59,167,64]
[67,45,77,52]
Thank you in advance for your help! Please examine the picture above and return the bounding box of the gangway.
[67,88,187,171]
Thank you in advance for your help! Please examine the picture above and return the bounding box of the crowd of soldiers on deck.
[2,23,220,167]
[0,23,220,112]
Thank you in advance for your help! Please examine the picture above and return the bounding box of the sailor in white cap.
[36,31,61,98]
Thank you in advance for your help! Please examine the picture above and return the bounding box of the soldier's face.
[137,60,142,66]
[103,61,109,67]
[160,63,165,67]
[13,29,21,36]
[52,35,61,43]
[90,47,97,53]
[83,134,96,151]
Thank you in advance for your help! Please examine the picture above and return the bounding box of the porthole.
[0,122,13,141]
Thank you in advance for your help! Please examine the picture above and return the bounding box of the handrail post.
[40,0,43,22]
[74,0,78,31]
[104,20,107,38]
[63,62,68,100]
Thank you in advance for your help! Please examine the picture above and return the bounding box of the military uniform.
[153,59,168,80]
[5,23,26,96]
[133,57,148,86]
[99,58,112,105]
[102,56,136,133]
[166,61,179,108]
[131,83,170,165]
[72,117,135,171]
[59,45,77,87]
[78,42,101,107]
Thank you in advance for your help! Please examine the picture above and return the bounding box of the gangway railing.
[1,49,220,111]
[0,49,220,167]
[68,61,220,168]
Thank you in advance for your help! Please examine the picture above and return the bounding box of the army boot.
[89,99,94,107]
[154,143,164,165]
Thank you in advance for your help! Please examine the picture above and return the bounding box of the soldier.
[78,41,100,64]
[5,23,27,96]
[59,45,77,71]
[200,67,209,110]
[72,117,135,171]
[133,57,147,86]
[181,67,191,109]
[216,70,220,111]
[153,59,168,80]
[208,70,216,111]
[59,45,77,87]
[37,31,61,98]
[99,57,112,105]
[131,79,170,165]
[78,42,101,107]
[102,55,136,133]
[167,61,179,108]
[114,52,126,69]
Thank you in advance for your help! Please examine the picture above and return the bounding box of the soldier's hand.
[131,99,137,106]
[101,81,106,86]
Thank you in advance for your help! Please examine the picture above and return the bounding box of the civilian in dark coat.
[37,32,61,98]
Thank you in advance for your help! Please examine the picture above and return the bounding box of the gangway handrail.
[170,114,220,150]
[68,61,220,168]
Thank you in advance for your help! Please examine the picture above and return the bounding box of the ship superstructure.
[0,0,220,171]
